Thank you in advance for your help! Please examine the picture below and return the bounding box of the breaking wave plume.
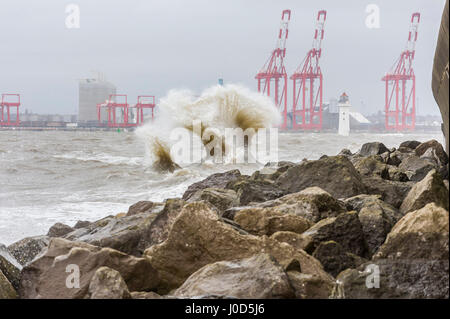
[136,84,281,172]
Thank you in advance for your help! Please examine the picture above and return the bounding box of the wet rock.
[336,259,449,299]
[358,206,396,257]
[173,254,295,299]
[7,235,49,266]
[415,140,448,165]
[0,244,22,290]
[375,202,449,261]
[264,161,296,171]
[270,231,314,253]
[338,148,352,157]
[359,142,389,157]
[144,202,332,293]
[337,203,449,299]
[88,266,131,299]
[227,178,286,205]
[234,207,312,236]
[137,198,186,252]
[344,195,403,253]
[387,165,409,182]
[187,188,239,212]
[303,211,367,257]
[400,169,449,214]
[312,241,366,277]
[362,176,413,208]
[19,238,159,299]
[398,155,436,181]
[64,211,160,256]
[386,151,403,166]
[343,194,402,222]
[182,169,242,200]
[127,201,162,217]
[47,223,74,238]
[0,270,17,299]
[74,220,91,229]
[251,187,346,223]
[275,156,366,199]
[287,271,335,299]
[399,140,421,151]
[353,155,389,179]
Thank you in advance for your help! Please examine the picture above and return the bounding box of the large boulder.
[287,271,335,299]
[136,198,186,252]
[0,244,22,290]
[126,201,163,217]
[47,223,74,238]
[359,142,389,157]
[144,202,332,293]
[415,140,448,165]
[337,203,449,298]
[400,169,449,215]
[233,207,312,236]
[374,202,449,261]
[353,155,389,179]
[7,236,50,266]
[182,169,242,200]
[187,188,239,212]
[312,241,366,277]
[362,176,413,208]
[398,155,437,181]
[88,266,131,299]
[275,156,366,199]
[63,210,160,256]
[344,194,402,256]
[173,254,295,299]
[302,211,367,257]
[0,270,17,299]
[387,165,409,182]
[358,206,396,257]
[19,238,160,299]
[399,140,421,151]
[336,258,449,299]
[226,178,286,205]
[386,152,402,167]
[344,194,402,222]
[270,231,314,253]
[249,187,346,223]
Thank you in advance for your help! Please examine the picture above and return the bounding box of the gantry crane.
[382,12,420,131]
[255,10,291,129]
[290,10,327,130]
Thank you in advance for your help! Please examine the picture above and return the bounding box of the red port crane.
[382,12,420,131]
[290,10,327,130]
[135,95,156,125]
[97,94,130,128]
[0,94,20,126]
[255,9,291,130]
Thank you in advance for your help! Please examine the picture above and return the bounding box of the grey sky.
[0,0,446,116]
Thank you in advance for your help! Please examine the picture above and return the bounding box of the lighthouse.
[338,92,351,136]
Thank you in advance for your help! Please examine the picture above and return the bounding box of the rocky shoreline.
[1,139,449,299]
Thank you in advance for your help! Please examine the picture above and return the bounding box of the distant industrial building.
[78,73,116,125]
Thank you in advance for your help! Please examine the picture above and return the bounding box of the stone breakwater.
[1,139,449,299]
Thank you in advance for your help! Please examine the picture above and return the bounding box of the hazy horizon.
[0,0,446,116]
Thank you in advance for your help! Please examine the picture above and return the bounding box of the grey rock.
[7,235,49,266]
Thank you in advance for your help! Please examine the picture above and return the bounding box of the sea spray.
[136,84,281,171]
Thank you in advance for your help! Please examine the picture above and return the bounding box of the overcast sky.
[0,0,446,116]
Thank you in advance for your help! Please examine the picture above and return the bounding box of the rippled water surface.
[0,130,444,244]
